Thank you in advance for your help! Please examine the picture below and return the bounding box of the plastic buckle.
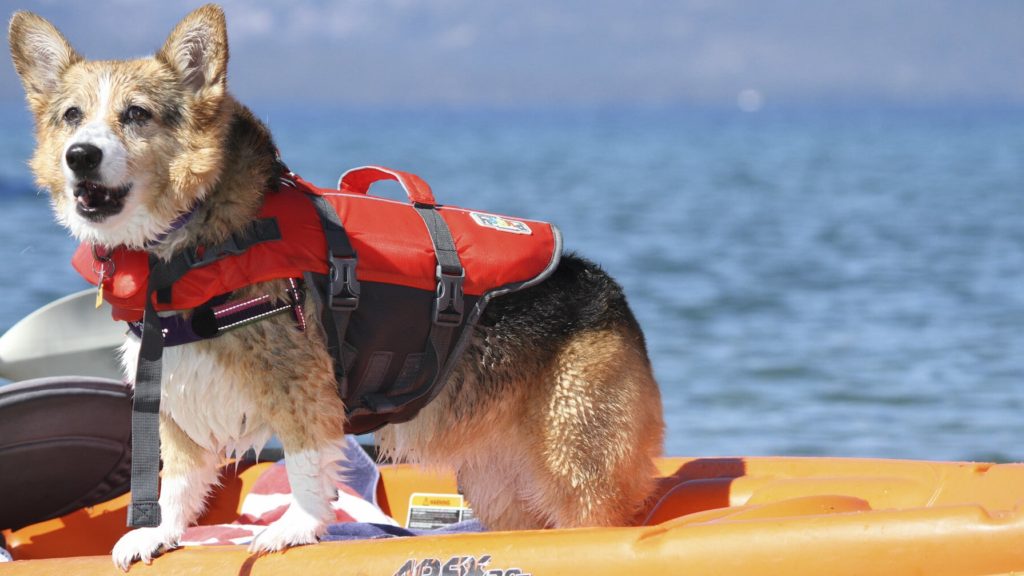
[329,255,360,311]
[433,265,465,326]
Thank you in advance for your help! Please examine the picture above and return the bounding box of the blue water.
[1,104,1022,462]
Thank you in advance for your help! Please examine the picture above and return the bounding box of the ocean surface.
[0,104,1021,462]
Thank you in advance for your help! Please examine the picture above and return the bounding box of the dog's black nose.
[65,143,103,174]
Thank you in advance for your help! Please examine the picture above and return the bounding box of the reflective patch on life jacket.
[469,211,533,235]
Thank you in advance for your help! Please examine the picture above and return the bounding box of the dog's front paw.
[248,507,327,555]
[112,527,179,572]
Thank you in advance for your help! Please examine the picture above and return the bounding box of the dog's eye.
[124,105,152,125]
[63,107,82,125]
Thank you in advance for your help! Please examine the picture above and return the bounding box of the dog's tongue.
[75,182,114,208]
[75,183,99,208]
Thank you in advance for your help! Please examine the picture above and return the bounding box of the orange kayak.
[4,456,1024,575]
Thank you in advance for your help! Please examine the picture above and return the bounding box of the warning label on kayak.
[406,493,474,529]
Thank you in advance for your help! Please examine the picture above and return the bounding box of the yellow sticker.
[410,494,463,508]
[95,283,104,309]
[406,493,474,530]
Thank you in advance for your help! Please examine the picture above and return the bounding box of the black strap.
[414,206,464,326]
[306,195,359,398]
[154,218,282,304]
[413,205,464,403]
[126,255,167,527]
[414,207,461,276]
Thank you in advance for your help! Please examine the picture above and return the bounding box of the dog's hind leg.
[456,442,550,530]
[455,328,663,531]
[112,415,220,571]
[526,328,664,528]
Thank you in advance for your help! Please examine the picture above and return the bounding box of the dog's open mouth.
[74,180,131,221]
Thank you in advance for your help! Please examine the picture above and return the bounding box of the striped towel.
[180,436,398,547]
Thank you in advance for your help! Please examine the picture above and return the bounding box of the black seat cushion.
[0,377,132,531]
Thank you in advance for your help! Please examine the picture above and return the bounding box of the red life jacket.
[73,167,559,323]
[73,165,561,434]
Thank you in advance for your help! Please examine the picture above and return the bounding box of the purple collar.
[145,204,201,249]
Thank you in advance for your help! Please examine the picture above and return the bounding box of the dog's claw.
[247,508,326,555]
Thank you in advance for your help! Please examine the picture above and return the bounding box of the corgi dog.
[8,4,664,571]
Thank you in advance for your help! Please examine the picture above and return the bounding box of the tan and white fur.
[9,5,664,571]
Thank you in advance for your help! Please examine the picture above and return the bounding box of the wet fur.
[9,4,664,570]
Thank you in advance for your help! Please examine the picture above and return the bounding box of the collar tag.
[91,245,114,309]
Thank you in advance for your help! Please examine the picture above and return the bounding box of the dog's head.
[8,4,231,248]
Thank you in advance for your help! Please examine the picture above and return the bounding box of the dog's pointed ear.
[8,11,82,100]
[157,4,228,97]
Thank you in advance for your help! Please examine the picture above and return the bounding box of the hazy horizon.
[2,0,1022,112]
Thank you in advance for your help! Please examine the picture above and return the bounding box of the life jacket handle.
[337,165,437,207]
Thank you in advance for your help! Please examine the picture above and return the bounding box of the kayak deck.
[4,456,1024,575]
